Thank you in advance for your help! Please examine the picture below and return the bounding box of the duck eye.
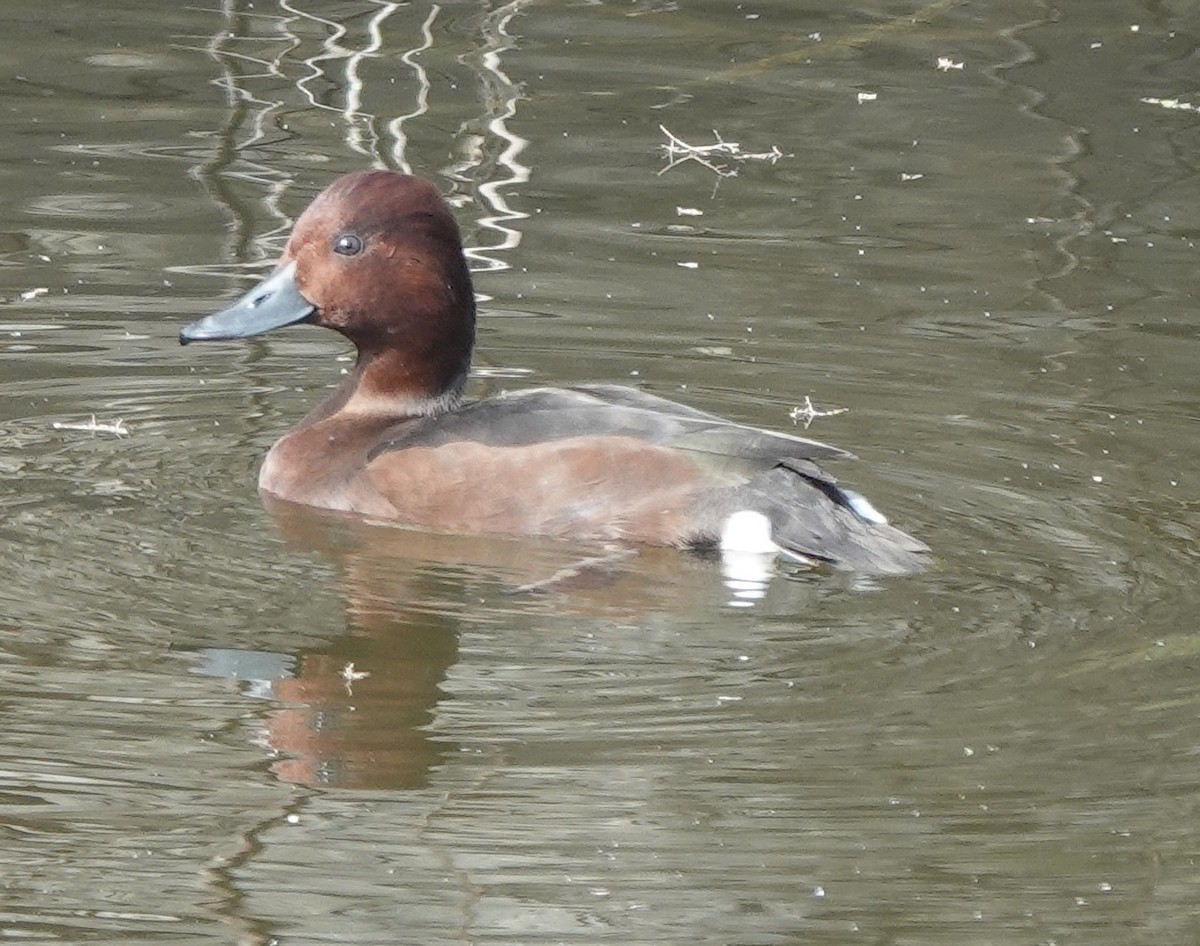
[333,233,363,257]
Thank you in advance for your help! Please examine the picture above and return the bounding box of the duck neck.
[298,344,469,430]
[351,344,469,416]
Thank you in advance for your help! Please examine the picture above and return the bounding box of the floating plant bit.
[51,415,129,437]
[658,124,786,179]
[789,396,849,429]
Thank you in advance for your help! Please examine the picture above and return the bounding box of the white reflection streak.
[462,2,531,274]
[207,0,293,182]
[186,0,302,276]
[387,4,440,175]
[347,2,405,160]
[278,0,346,114]
[279,0,403,160]
[276,0,369,158]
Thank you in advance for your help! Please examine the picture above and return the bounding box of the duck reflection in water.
[188,496,847,790]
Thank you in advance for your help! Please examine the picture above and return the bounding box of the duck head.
[181,170,476,409]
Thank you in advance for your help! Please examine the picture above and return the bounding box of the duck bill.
[180,261,316,345]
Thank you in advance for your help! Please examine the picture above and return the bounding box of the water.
[2,0,1199,943]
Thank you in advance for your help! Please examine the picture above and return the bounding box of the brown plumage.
[182,170,928,575]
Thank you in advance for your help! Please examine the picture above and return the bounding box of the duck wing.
[366,385,927,574]
[368,385,852,472]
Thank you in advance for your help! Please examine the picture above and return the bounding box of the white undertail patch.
[841,488,889,525]
[720,511,778,606]
[719,510,779,555]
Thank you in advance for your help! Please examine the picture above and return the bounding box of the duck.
[181,170,928,575]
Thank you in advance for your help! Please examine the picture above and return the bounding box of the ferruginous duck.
[181,170,928,575]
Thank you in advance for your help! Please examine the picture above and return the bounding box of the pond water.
[2,0,1199,943]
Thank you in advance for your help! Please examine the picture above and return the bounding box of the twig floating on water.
[51,415,129,437]
[789,396,849,429]
[658,124,787,178]
[341,662,370,695]
[1141,96,1200,114]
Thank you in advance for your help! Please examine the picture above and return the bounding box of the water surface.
[2,1,1199,943]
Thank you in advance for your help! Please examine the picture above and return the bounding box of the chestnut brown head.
[181,170,476,400]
